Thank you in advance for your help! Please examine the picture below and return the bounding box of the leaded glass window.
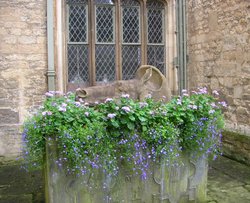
[95,0,115,82]
[67,0,89,85]
[66,0,167,89]
[121,0,141,80]
[147,0,165,74]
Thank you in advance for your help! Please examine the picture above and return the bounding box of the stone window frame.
[55,0,178,93]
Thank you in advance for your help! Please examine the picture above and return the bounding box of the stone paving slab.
[207,156,250,203]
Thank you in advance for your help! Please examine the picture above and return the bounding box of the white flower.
[45,92,54,97]
[177,99,182,105]
[121,106,131,113]
[105,98,113,103]
[47,111,53,115]
[61,103,67,108]
[209,109,215,114]
[74,102,81,107]
[189,105,197,109]
[212,90,219,96]
[211,102,217,108]
[198,87,207,94]
[58,106,66,112]
[139,102,148,108]
[85,112,89,117]
[121,94,130,98]
[107,113,116,119]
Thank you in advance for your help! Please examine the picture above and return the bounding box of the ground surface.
[207,156,250,203]
[0,156,250,203]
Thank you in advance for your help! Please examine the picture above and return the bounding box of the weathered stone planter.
[45,139,208,203]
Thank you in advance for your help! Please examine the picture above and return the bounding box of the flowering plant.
[22,88,226,179]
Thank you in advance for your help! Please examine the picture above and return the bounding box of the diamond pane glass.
[95,44,115,82]
[147,0,164,9]
[95,0,114,4]
[147,45,165,74]
[66,0,88,4]
[68,45,89,84]
[122,7,140,43]
[68,5,87,42]
[122,45,141,80]
[147,3,164,44]
[96,6,114,43]
[121,0,140,6]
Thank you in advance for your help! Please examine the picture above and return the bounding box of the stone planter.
[45,139,208,203]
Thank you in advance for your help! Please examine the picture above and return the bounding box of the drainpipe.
[176,0,187,94]
[47,0,56,91]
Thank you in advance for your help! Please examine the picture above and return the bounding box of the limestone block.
[0,109,19,125]
[234,86,243,98]
[18,36,37,44]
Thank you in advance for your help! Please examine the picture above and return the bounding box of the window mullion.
[141,0,147,65]
[115,0,122,80]
[90,0,96,86]
[116,0,122,80]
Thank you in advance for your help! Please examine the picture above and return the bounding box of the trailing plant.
[22,88,226,179]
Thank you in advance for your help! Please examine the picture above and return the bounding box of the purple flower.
[107,113,116,119]
[121,106,131,113]
[198,87,207,94]
[211,102,217,108]
[42,111,47,116]
[85,112,89,117]
[218,101,227,107]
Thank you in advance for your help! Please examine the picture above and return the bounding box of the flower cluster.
[22,88,226,179]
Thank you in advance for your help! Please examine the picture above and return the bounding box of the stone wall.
[0,160,44,203]
[0,0,47,161]
[0,0,47,201]
[187,0,250,136]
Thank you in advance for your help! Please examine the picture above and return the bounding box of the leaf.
[129,116,135,121]
[111,120,119,128]
[139,117,146,122]
[127,122,135,130]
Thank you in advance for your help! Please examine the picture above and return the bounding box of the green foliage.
[22,88,226,177]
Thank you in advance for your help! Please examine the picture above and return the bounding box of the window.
[66,0,166,89]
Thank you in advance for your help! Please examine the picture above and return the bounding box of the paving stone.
[0,194,32,203]
[209,156,250,184]
[207,156,250,203]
